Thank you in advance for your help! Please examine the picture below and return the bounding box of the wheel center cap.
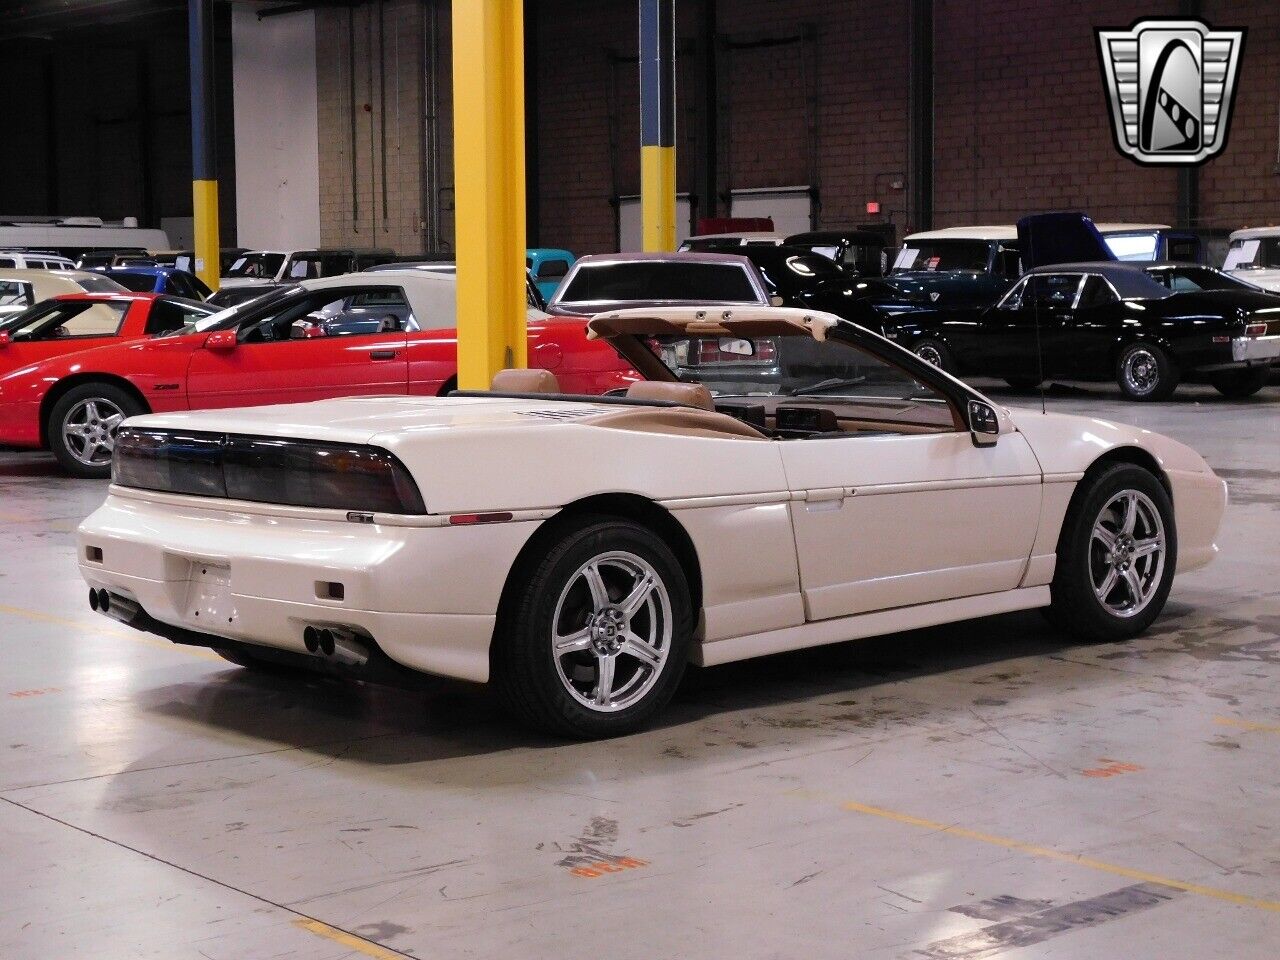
[590,608,625,652]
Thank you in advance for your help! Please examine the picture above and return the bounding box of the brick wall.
[307,0,1280,256]
[315,0,449,254]
[1200,0,1280,230]
[933,0,1181,228]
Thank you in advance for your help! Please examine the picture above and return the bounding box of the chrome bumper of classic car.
[1232,334,1280,364]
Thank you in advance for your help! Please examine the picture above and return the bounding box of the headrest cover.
[491,368,560,394]
[625,380,715,411]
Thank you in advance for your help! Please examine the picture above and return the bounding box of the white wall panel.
[231,5,321,250]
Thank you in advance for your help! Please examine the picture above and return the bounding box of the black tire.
[47,382,146,478]
[1004,376,1042,391]
[912,338,954,373]
[1210,367,1268,399]
[492,515,692,739]
[1046,464,1177,642]
[1116,342,1179,401]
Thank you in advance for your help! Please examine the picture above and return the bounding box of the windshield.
[893,241,992,273]
[1224,237,1280,271]
[1104,232,1160,261]
[226,253,285,279]
[163,285,305,337]
[642,327,956,431]
[1146,266,1263,293]
[5,300,129,341]
[556,262,761,306]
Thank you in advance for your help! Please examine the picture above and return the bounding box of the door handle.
[369,349,398,360]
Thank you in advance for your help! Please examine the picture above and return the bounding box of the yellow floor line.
[837,799,1280,913]
[294,918,409,959]
[1215,716,1280,735]
[0,602,220,661]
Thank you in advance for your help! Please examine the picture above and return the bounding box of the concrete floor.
[2,381,1278,960]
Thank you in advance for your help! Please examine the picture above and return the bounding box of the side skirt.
[693,586,1051,667]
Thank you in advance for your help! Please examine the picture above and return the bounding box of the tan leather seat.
[491,368,561,394]
[625,380,715,411]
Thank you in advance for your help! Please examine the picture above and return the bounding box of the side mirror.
[968,400,1000,447]
[203,329,238,351]
[0,330,10,348]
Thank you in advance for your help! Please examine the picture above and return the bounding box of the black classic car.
[884,261,1280,400]
[783,229,890,278]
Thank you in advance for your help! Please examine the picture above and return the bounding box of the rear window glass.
[558,262,759,304]
[78,275,129,294]
[107,273,158,293]
[893,241,992,273]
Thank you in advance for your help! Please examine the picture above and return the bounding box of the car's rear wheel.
[1210,367,1268,399]
[912,338,953,373]
[48,382,145,479]
[1116,342,1179,401]
[493,516,692,738]
[1046,464,1176,642]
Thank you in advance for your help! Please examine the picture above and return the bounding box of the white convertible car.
[78,306,1227,738]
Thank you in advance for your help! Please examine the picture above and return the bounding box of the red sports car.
[0,271,637,477]
[0,293,215,375]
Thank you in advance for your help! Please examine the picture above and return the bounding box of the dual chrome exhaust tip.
[88,587,141,625]
[302,625,370,667]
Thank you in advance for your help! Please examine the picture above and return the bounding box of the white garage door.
[617,194,693,252]
[729,187,813,236]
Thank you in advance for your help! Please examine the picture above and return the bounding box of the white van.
[0,252,78,271]
[0,218,169,261]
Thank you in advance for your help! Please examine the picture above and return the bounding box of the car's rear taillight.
[113,427,425,514]
[222,437,425,513]
[691,337,778,364]
[1245,322,1267,338]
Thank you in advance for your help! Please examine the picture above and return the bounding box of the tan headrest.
[491,368,560,394]
[625,380,715,411]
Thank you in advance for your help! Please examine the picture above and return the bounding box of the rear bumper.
[77,489,544,683]
[1231,335,1280,364]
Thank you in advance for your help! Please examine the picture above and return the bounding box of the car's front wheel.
[1210,367,1269,399]
[493,516,692,738]
[1046,464,1176,642]
[912,338,953,373]
[48,382,145,479]
[1116,342,1179,401]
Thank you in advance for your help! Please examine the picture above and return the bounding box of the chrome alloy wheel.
[915,343,944,368]
[1121,348,1160,396]
[1089,490,1166,618]
[62,398,126,467]
[551,550,673,713]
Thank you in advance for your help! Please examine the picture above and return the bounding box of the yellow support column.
[189,0,221,291]
[452,0,527,390]
[641,146,676,252]
[640,0,676,252]
[192,180,220,291]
